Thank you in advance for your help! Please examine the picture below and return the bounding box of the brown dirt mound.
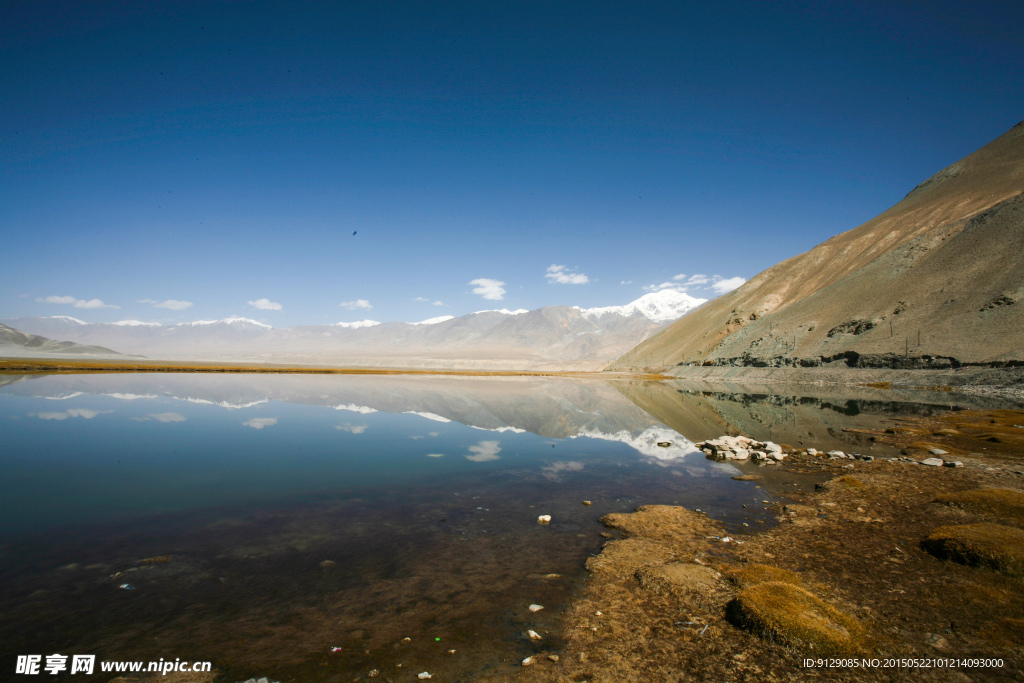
[932,488,1024,525]
[725,581,867,654]
[921,522,1024,575]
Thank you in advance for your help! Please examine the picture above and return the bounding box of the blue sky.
[2,1,1022,326]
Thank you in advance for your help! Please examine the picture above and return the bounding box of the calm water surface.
[0,373,1001,681]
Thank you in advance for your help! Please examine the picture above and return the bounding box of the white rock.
[827,450,846,458]
[929,448,948,455]
[728,448,750,460]
[522,657,535,666]
[921,457,944,466]
[418,673,432,680]
[528,629,542,641]
[752,450,767,460]
[943,461,964,468]
[770,452,786,461]
[529,604,544,612]
[537,515,551,524]
[765,442,783,454]
[806,448,819,456]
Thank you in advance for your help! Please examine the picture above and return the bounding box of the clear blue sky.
[3,1,1022,326]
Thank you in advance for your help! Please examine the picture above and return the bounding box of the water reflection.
[0,372,1015,682]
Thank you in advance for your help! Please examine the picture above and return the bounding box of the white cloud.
[138,299,193,310]
[336,423,368,434]
[465,440,502,462]
[619,280,633,285]
[469,278,506,301]
[671,273,687,281]
[150,412,187,423]
[686,274,709,285]
[545,264,589,285]
[414,296,445,306]
[432,300,444,306]
[37,295,118,309]
[642,281,686,293]
[243,417,277,429]
[32,411,69,420]
[248,298,282,311]
[340,299,372,310]
[426,453,445,458]
[413,297,429,302]
[711,276,747,294]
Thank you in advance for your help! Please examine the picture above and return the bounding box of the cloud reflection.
[465,440,501,462]
[30,409,111,420]
[541,460,584,480]
[243,418,277,430]
[336,423,368,434]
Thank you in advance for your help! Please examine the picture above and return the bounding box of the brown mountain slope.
[609,121,1024,373]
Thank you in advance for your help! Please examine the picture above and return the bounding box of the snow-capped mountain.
[173,316,272,329]
[578,289,705,323]
[2,292,704,370]
[332,320,381,329]
[409,315,456,326]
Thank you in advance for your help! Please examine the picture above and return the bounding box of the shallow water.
[0,373,1004,681]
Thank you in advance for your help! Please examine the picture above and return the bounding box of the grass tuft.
[730,564,803,588]
[933,488,1024,525]
[726,581,867,654]
[921,523,1024,576]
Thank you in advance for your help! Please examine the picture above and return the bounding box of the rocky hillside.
[610,121,1024,373]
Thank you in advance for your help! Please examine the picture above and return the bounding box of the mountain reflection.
[1,372,1008,458]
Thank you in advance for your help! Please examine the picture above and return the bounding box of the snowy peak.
[333,320,381,329]
[49,316,87,325]
[113,320,162,327]
[472,308,529,316]
[174,317,272,329]
[579,290,706,323]
[410,315,456,326]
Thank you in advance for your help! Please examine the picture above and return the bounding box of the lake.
[0,373,1008,681]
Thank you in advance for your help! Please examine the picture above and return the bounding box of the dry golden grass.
[922,523,1024,576]
[933,488,1024,525]
[0,357,670,380]
[726,581,867,654]
[835,475,865,488]
[729,564,804,589]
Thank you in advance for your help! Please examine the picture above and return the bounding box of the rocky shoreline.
[477,407,1024,682]
[663,365,1024,403]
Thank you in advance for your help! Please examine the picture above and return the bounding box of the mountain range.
[611,120,1024,374]
[2,290,705,371]
[0,322,137,359]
